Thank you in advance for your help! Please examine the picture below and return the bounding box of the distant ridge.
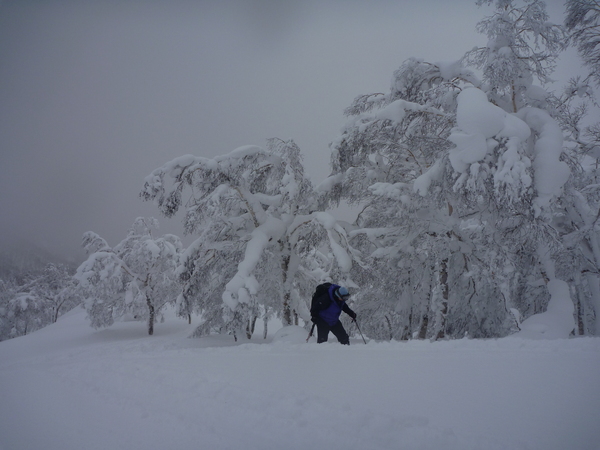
[0,238,76,282]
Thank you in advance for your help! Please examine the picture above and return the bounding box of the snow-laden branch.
[222,216,286,310]
[312,212,353,273]
[346,98,448,134]
[517,107,570,216]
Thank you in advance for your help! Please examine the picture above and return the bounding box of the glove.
[349,311,357,320]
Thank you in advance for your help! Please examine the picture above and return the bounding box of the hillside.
[0,308,598,450]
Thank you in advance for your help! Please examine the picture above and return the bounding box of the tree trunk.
[53,297,67,323]
[417,314,428,340]
[573,272,585,335]
[576,294,585,336]
[246,316,257,339]
[401,309,413,341]
[281,251,293,326]
[587,233,600,335]
[585,272,600,335]
[511,81,518,113]
[385,315,393,341]
[435,258,449,341]
[146,294,155,336]
[282,291,292,326]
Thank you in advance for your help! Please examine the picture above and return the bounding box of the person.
[310,284,356,345]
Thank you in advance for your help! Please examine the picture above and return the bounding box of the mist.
[0,0,575,261]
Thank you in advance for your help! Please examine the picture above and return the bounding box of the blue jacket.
[311,284,355,326]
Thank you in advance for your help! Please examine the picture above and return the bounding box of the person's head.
[335,286,350,301]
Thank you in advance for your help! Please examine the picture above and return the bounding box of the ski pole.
[353,319,367,344]
[306,323,316,342]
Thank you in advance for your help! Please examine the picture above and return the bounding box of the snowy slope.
[0,308,599,450]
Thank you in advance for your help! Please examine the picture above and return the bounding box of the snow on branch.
[140,145,279,220]
[517,107,570,216]
[222,216,286,310]
[82,231,111,254]
[347,99,447,134]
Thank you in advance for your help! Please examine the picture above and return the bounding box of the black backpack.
[310,282,334,314]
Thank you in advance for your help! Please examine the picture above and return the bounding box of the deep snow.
[0,308,599,450]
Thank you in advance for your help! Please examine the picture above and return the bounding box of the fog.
[0,0,577,261]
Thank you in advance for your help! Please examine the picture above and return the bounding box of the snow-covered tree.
[326,0,576,340]
[565,0,600,87]
[29,263,78,324]
[465,0,566,112]
[0,279,15,340]
[547,85,600,337]
[141,139,357,338]
[555,0,600,334]
[446,0,574,339]
[0,263,78,341]
[75,218,182,335]
[443,0,575,338]
[0,279,40,340]
[3,292,46,338]
[324,57,471,340]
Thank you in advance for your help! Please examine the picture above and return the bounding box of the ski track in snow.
[0,308,599,450]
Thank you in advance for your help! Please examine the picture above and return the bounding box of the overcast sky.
[0,0,580,261]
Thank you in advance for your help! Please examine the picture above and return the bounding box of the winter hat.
[336,286,350,301]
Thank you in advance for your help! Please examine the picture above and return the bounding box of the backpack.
[310,282,335,315]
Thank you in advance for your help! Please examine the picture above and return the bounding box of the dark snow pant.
[316,319,349,345]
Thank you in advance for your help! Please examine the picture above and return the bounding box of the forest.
[2,0,599,343]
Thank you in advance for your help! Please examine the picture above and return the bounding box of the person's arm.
[342,303,357,319]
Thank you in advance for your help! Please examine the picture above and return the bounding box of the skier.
[310,284,356,345]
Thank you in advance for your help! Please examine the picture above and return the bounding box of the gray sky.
[0,0,579,261]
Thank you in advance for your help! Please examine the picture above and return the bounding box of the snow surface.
[1,307,599,450]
